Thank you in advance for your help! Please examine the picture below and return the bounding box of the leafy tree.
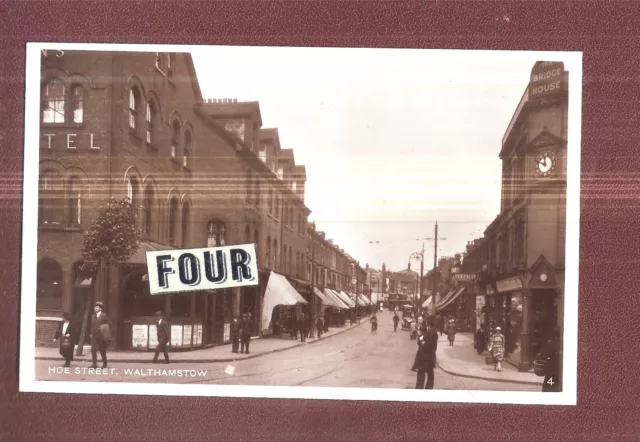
[76,197,140,354]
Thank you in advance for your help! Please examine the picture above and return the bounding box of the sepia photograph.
[19,43,582,405]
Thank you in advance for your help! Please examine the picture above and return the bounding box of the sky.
[192,47,540,273]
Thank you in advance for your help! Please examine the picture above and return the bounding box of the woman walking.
[445,317,457,346]
[53,312,78,367]
[488,326,505,371]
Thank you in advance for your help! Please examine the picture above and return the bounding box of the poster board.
[131,325,148,349]
[170,325,183,348]
[183,325,193,349]
[148,324,158,349]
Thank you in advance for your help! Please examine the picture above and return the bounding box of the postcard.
[19,43,581,405]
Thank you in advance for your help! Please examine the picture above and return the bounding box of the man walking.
[230,316,240,353]
[393,312,400,332]
[298,313,309,343]
[152,311,170,364]
[412,319,439,389]
[316,315,324,339]
[90,301,110,369]
[240,314,253,354]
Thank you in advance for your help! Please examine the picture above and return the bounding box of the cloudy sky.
[192,47,545,273]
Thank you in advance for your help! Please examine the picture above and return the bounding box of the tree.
[76,197,140,355]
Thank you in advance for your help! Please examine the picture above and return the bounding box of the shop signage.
[42,133,101,150]
[131,324,148,349]
[147,243,259,295]
[453,273,476,282]
[485,285,495,295]
[496,276,523,293]
[223,323,231,343]
[529,61,565,100]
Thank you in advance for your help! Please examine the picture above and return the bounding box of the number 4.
[547,377,555,386]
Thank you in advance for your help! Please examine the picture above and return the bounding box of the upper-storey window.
[72,86,84,123]
[171,120,180,159]
[183,130,192,168]
[67,176,81,226]
[207,220,226,247]
[42,79,65,123]
[146,102,156,144]
[129,87,141,131]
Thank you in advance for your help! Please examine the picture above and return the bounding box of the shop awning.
[261,272,308,331]
[421,296,432,308]
[332,290,355,308]
[127,241,175,265]
[434,290,455,309]
[324,289,350,309]
[354,295,366,307]
[340,291,357,308]
[314,287,341,308]
[436,287,466,311]
[358,294,371,306]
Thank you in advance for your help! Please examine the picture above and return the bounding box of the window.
[37,259,63,311]
[277,166,284,180]
[268,188,273,215]
[67,176,81,226]
[126,176,139,206]
[266,236,272,268]
[143,184,154,236]
[258,147,267,163]
[166,54,173,78]
[72,86,84,123]
[282,244,287,273]
[129,87,141,131]
[273,239,278,271]
[207,220,226,247]
[292,181,297,192]
[39,171,63,225]
[168,197,179,246]
[181,203,190,248]
[155,52,163,70]
[146,102,156,144]
[171,121,180,158]
[42,79,65,123]
[183,130,192,168]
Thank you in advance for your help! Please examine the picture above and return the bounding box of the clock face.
[534,151,557,177]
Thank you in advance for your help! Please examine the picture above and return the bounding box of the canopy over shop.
[261,272,308,332]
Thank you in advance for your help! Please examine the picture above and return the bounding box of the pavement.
[35,318,367,364]
[435,331,540,386]
[35,310,541,391]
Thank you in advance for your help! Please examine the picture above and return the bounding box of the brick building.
[36,50,311,350]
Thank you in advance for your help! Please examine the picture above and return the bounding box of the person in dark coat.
[240,314,253,354]
[53,312,78,367]
[288,314,297,340]
[412,319,439,389]
[90,301,111,369]
[230,316,241,353]
[474,324,488,355]
[298,313,309,343]
[316,315,324,338]
[393,312,400,332]
[152,311,170,363]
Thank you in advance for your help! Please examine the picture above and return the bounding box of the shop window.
[168,197,179,246]
[207,220,226,247]
[37,258,63,311]
[181,202,190,248]
[122,271,165,319]
[183,130,192,168]
[39,171,63,225]
[67,176,81,226]
[171,120,180,159]
[72,85,84,123]
[142,184,154,237]
[129,87,141,132]
[146,102,156,144]
[42,79,65,123]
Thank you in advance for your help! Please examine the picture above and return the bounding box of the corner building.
[35,50,310,350]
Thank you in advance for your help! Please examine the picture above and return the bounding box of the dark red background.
[1,1,639,440]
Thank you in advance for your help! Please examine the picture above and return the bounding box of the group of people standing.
[230,313,255,354]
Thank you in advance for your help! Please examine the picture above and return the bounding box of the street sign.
[453,273,476,282]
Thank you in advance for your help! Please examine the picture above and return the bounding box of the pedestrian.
[230,316,240,353]
[409,320,417,340]
[53,312,78,367]
[240,314,253,354]
[393,312,400,332]
[541,327,562,392]
[488,326,505,372]
[445,317,457,346]
[152,311,170,364]
[324,312,330,332]
[412,320,438,389]
[474,324,488,355]
[316,315,324,338]
[289,314,298,340]
[417,314,424,332]
[298,313,309,343]
[370,312,378,334]
[90,301,110,369]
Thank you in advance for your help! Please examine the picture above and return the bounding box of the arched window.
[181,202,190,248]
[183,130,192,168]
[37,259,63,311]
[146,102,156,144]
[266,236,271,268]
[126,176,140,206]
[245,170,252,204]
[42,79,65,123]
[143,184,154,237]
[72,85,84,123]
[39,171,63,225]
[171,121,180,159]
[168,197,179,246]
[67,176,81,226]
[207,220,226,247]
[129,87,141,131]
